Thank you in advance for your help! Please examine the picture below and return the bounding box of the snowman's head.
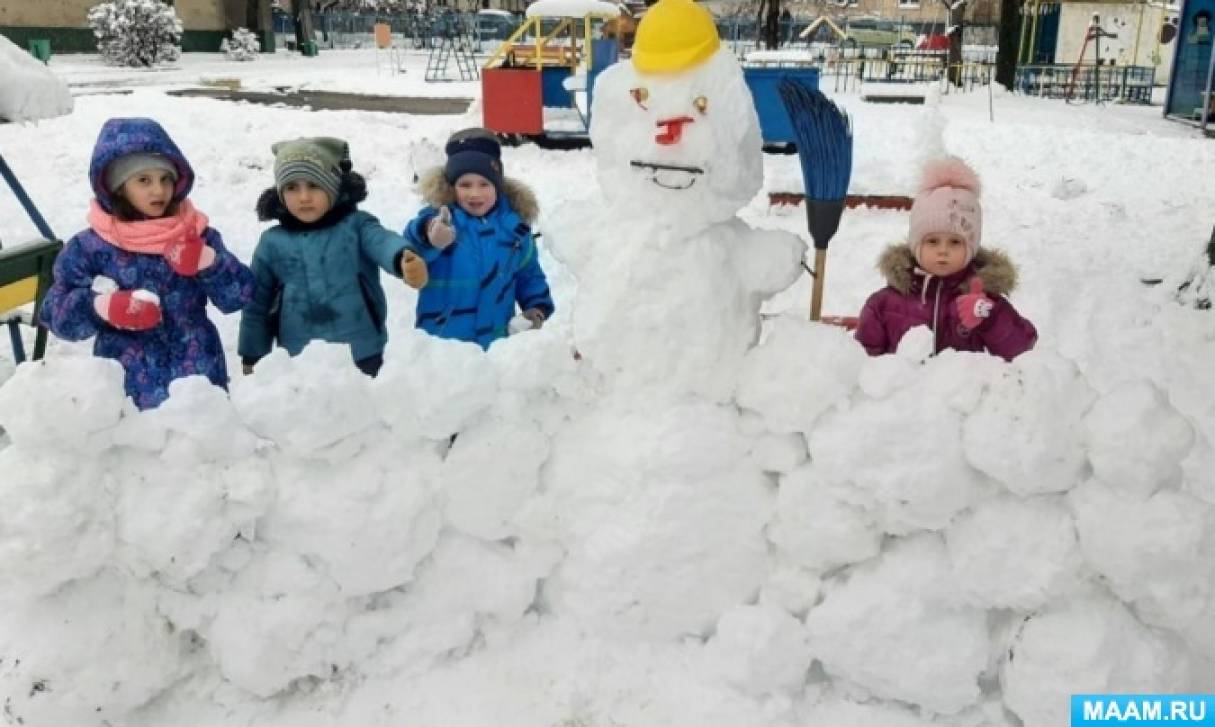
[590,0,762,234]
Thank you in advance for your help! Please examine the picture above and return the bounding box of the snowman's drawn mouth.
[630,161,704,190]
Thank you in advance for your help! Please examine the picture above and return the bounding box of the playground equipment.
[1065,13,1119,102]
[481,0,621,140]
[480,0,821,146]
[1165,0,1215,129]
[0,154,61,364]
[426,12,480,82]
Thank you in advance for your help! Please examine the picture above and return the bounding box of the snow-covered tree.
[221,27,261,61]
[87,0,182,67]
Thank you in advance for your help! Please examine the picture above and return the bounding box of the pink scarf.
[88,198,209,255]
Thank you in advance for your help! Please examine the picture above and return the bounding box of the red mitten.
[164,234,216,276]
[95,290,163,331]
[955,278,994,330]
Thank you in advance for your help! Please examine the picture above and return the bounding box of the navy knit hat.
[443,128,504,192]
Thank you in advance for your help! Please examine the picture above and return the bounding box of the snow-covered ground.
[53,47,483,98]
[1,48,1213,727]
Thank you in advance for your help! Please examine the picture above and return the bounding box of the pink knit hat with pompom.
[908,157,982,263]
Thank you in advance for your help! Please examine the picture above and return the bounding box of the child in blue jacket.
[41,117,253,410]
[403,128,554,349]
[238,137,428,376]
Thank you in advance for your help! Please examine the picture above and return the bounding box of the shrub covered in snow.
[87,0,182,68]
[221,27,261,61]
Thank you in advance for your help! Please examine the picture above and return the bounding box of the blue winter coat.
[40,118,254,410]
[404,172,554,349]
[238,183,410,365]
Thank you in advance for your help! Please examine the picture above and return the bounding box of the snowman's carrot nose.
[655,116,695,145]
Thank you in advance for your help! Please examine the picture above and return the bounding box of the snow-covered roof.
[526,0,620,18]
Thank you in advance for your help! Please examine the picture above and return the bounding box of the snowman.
[547,0,806,403]
[533,0,806,640]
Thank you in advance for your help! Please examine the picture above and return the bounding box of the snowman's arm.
[732,227,808,297]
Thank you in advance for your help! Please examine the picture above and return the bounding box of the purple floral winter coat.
[40,118,254,409]
[855,245,1037,361]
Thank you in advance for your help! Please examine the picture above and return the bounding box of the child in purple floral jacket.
[854,157,1037,362]
[41,118,253,409]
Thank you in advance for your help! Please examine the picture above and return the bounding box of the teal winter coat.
[404,170,553,349]
[239,181,409,364]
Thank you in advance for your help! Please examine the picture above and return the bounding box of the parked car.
[841,19,917,48]
[476,9,519,42]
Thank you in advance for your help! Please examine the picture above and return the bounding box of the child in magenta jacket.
[854,157,1037,362]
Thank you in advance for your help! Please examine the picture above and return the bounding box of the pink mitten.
[94,289,163,331]
[956,278,994,330]
[426,207,456,250]
[164,234,216,276]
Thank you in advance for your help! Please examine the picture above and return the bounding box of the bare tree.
[760,0,782,48]
[940,0,967,86]
[995,0,1019,88]
[294,0,316,49]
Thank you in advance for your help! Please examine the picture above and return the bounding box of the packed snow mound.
[0,34,73,122]
[1,327,1211,723]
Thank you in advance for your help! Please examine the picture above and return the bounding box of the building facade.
[0,0,273,53]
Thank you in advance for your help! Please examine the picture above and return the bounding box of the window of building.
[898,0,920,8]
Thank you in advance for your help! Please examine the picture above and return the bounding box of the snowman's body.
[567,216,803,402]
[549,48,805,401]
[537,16,806,640]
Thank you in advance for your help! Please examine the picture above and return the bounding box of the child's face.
[916,232,970,277]
[453,174,497,217]
[282,179,332,223]
[120,169,175,218]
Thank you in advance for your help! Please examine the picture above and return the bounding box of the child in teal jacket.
[238,137,428,376]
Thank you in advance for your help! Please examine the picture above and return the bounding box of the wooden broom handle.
[810,248,827,321]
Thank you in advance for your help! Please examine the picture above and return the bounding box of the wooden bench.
[1,154,61,364]
[0,239,61,363]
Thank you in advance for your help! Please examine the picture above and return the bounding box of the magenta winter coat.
[855,245,1037,361]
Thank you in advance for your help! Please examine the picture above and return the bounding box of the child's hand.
[401,250,429,289]
[164,234,216,276]
[94,289,162,331]
[956,278,994,330]
[426,207,456,249]
[523,307,546,330]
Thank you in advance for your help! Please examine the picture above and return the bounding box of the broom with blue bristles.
[778,79,853,322]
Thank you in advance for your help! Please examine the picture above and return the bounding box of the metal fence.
[819,58,994,93]
[1014,64,1155,104]
[274,10,486,51]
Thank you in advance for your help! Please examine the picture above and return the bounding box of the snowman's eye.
[630,87,649,109]
[693,95,708,114]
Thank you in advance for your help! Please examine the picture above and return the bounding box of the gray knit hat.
[272,137,349,203]
[105,153,178,193]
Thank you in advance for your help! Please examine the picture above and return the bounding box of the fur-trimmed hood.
[416,167,539,223]
[877,244,1018,296]
[256,171,368,231]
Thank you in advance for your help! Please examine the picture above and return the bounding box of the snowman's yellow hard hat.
[631,0,721,74]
